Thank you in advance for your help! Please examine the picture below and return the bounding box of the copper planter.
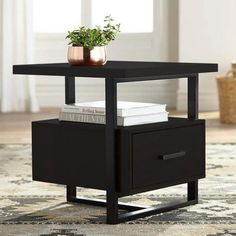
[67,46,107,66]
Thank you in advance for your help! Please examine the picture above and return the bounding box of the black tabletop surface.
[13,61,218,81]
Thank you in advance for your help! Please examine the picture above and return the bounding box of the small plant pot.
[67,46,107,66]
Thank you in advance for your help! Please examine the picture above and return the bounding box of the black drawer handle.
[159,151,186,160]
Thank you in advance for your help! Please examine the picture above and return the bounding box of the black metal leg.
[187,75,199,203]
[65,76,75,104]
[65,76,76,199]
[105,78,118,224]
[64,75,200,224]
[67,185,76,202]
[188,74,199,120]
[188,181,198,202]
[67,184,198,223]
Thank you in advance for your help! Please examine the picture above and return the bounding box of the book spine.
[62,107,106,115]
[59,112,106,124]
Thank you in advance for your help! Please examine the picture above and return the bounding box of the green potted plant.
[66,15,120,66]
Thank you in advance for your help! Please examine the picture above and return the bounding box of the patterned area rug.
[0,144,235,236]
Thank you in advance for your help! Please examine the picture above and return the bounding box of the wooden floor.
[0,108,236,144]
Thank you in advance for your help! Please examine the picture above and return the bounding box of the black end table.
[13,61,218,224]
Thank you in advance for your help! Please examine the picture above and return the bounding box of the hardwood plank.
[0,109,235,144]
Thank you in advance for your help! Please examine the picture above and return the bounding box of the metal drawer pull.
[159,151,186,160]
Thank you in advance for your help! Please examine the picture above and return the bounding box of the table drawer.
[132,124,205,189]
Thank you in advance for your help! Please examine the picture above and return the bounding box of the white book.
[62,101,166,117]
[59,112,168,126]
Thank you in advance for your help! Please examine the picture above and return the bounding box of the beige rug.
[0,144,235,236]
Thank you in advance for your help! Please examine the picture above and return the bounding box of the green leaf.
[65,15,120,48]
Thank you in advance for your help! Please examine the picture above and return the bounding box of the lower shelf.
[32,117,205,196]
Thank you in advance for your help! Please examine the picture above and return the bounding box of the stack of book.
[59,101,168,126]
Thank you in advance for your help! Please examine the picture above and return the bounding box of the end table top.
[13,61,218,82]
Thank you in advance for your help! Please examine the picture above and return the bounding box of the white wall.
[177,0,236,111]
[34,0,179,108]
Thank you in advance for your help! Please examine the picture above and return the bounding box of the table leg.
[105,78,119,224]
[64,75,200,224]
[188,181,198,202]
[65,76,76,201]
[65,76,75,104]
[67,185,76,202]
[187,74,199,120]
[187,74,199,201]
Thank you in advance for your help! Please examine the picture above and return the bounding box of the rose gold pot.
[67,46,107,66]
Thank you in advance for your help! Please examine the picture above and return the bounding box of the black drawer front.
[132,124,205,189]
[32,122,106,189]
